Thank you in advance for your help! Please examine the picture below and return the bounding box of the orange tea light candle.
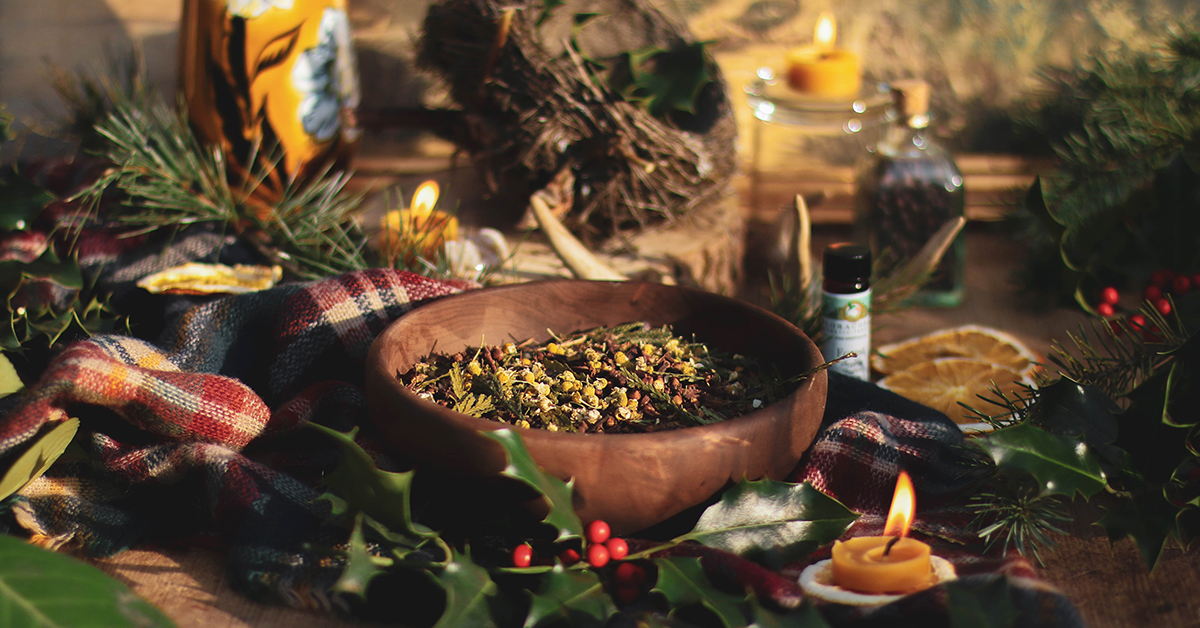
[785,12,862,99]
[376,180,459,262]
[830,471,935,594]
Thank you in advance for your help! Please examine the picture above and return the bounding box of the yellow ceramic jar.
[178,0,360,215]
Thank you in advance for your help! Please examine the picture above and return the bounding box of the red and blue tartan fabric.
[0,178,1085,626]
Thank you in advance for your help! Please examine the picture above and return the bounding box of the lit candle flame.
[814,12,837,49]
[883,470,915,538]
[411,181,440,219]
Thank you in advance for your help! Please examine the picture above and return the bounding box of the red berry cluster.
[1094,268,1193,341]
[509,519,630,569]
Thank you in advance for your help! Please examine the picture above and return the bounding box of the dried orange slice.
[877,358,1034,423]
[871,325,1039,377]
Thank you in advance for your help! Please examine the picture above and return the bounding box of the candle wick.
[883,536,901,557]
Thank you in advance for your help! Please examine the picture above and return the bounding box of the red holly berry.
[1129,314,1147,329]
[1109,319,1124,336]
[585,520,611,545]
[558,548,581,566]
[1151,269,1173,287]
[1191,273,1200,288]
[613,562,647,586]
[512,544,533,568]
[1099,286,1120,305]
[605,537,629,561]
[1173,275,1192,295]
[614,585,641,605]
[587,543,610,568]
[1144,285,1163,301]
[1096,302,1115,318]
[1155,298,1172,316]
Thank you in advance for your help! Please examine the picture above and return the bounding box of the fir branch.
[1049,302,1187,399]
[968,474,1072,566]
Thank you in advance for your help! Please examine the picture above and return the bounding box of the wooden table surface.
[86,222,1200,627]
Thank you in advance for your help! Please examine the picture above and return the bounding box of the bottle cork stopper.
[889,79,930,118]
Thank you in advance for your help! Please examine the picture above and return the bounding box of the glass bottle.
[821,243,872,381]
[854,80,965,307]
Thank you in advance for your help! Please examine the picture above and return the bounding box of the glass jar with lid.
[854,79,965,307]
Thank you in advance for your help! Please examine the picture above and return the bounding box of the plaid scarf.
[0,171,1084,626]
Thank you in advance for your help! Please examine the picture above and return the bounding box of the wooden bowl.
[365,280,827,534]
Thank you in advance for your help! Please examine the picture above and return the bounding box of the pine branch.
[72,93,374,281]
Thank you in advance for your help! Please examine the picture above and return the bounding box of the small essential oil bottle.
[821,243,872,380]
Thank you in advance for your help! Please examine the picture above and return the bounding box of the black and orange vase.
[178,0,360,218]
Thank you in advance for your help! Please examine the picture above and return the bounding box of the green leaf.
[523,564,614,628]
[944,576,1019,628]
[1115,369,1193,483]
[535,0,565,26]
[308,423,434,539]
[0,419,79,502]
[1097,485,1180,568]
[747,596,831,628]
[1028,379,1132,474]
[484,429,583,541]
[0,352,23,398]
[652,557,748,628]
[1029,379,1118,445]
[332,512,385,599]
[433,547,498,628]
[0,176,53,231]
[618,42,714,118]
[685,480,858,569]
[0,533,176,627]
[975,422,1107,498]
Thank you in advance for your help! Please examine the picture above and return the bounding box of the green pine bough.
[962,307,1199,569]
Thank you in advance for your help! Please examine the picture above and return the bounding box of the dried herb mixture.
[400,322,795,433]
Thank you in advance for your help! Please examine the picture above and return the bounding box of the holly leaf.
[0,532,176,627]
[944,576,1019,628]
[0,176,52,232]
[975,421,1107,498]
[618,42,714,119]
[1027,379,1131,474]
[1114,369,1192,483]
[308,423,434,539]
[433,547,498,628]
[0,418,79,502]
[684,479,858,569]
[523,564,613,628]
[484,429,583,542]
[747,596,831,628]
[652,557,748,628]
[1097,485,1180,568]
[332,511,385,599]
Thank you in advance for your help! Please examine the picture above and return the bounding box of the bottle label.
[821,289,871,380]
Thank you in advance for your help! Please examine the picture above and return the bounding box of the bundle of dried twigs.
[417,0,737,237]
